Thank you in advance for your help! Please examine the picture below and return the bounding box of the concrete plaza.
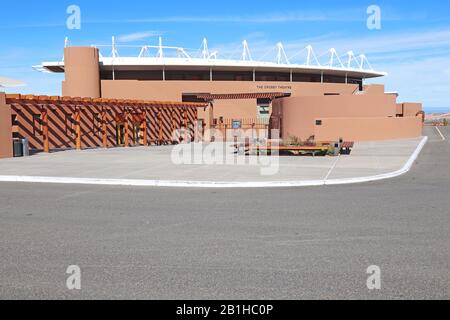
[0,137,425,185]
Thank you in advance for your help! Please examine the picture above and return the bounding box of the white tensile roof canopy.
[35,37,386,79]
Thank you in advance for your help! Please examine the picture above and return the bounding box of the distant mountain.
[424,108,450,114]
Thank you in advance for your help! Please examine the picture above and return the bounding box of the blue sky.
[1,0,450,110]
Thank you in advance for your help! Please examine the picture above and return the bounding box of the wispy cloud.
[208,27,450,62]
[84,8,409,25]
[0,7,423,30]
[116,31,162,43]
[205,27,450,108]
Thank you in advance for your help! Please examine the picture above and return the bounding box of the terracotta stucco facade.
[0,93,13,158]
[314,117,423,142]
[59,46,423,143]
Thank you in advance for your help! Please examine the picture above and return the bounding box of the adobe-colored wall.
[396,103,422,117]
[0,92,13,158]
[402,103,422,117]
[100,80,359,122]
[62,47,101,98]
[363,84,385,94]
[314,116,423,142]
[273,94,397,140]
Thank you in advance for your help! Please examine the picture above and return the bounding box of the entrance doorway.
[132,123,141,145]
[116,124,125,146]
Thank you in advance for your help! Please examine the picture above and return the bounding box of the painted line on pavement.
[435,126,446,141]
[323,155,341,181]
[0,137,428,188]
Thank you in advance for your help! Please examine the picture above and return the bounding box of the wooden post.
[101,109,107,148]
[171,111,176,137]
[75,109,81,151]
[183,109,188,143]
[142,112,148,146]
[224,124,228,142]
[124,110,129,147]
[42,108,49,153]
[158,111,163,145]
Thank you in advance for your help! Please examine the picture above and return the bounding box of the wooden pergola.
[5,94,207,152]
[195,92,291,102]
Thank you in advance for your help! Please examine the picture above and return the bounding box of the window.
[316,120,322,126]
[323,75,346,84]
[166,71,210,81]
[232,120,242,129]
[11,115,18,125]
[101,70,163,80]
[255,72,290,82]
[292,73,321,83]
[11,115,20,139]
[213,71,253,81]
[257,98,271,118]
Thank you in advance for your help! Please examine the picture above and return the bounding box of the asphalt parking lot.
[0,127,448,299]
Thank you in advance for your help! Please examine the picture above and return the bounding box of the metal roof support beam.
[347,51,358,69]
[359,54,373,71]
[276,42,290,65]
[158,37,164,59]
[306,45,320,66]
[242,40,253,61]
[328,48,344,68]
[202,38,209,59]
[111,36,119,58]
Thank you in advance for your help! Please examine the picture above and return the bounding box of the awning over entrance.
[195,92,291,101]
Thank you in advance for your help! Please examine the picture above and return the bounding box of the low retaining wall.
[273,94,398,140]
[314,116,423,142]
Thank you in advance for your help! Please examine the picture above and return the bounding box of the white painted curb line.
[0,137,428,189]
[325,136,428,186]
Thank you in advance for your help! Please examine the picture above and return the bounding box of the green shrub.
[287,136,303,146]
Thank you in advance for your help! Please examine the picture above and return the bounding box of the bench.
[340,141,354,155]
[247,145,329,157]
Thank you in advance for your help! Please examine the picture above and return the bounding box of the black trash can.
[13,139,24,157]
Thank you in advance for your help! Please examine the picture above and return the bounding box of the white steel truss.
[276,42,290,65]
[242,40,253,61]
[36,36,384,77]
